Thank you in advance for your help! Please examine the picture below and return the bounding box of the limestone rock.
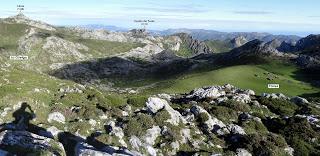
[0,130,65,155]
[47,112,65,124]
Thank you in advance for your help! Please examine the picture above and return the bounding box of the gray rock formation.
[177,33,213,55]
[0,130,65,155]
[231,36,248,48]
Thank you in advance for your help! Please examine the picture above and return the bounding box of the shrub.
[290,137,315,156]
[137,114,155,128]
[124,114,155,137]
[95,134,122,147]
[154,110,171,126]
[264,116,320,155]
[281,117,318,141]
[125,118,143,136]
[163,124,183,142]
[220,100,251,112]
[241,120,268,134]
[197,112,210,123]
[240,133,288,156]
[259,98,298,116]
[127,95,148,108]
[210,106,238,123]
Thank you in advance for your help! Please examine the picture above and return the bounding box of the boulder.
[106,121,126,147]
[188,87,223,99]
[146,97,186,126]
[191,105,226,132]
[0,130,65,155]
[129,136,156,156]
[291,96,309,105]
[146,97,166,113]
[232,94,251,103]
[284,147,294,156]
[47,112,65,124]
[46,126,61,137]
[226,124,246,135]
[236,148,252,156]
[142,126,161,145]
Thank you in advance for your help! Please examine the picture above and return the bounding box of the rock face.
[130,29,148,38]
[277,34,320,68]
[177,33,212,55]
[0,130,65,155]
[43,36,88,60]
[231,36,248,48]
[222,39,298,63]
[295,34,320,52]
[146,97,186,125]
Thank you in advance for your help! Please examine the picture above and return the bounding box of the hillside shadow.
[49,55,197,85]
[293,67,320,88]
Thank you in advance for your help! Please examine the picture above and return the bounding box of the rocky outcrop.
[179,84,254,104]
[221,39,298,63]
[146,97,186,125]
[231,36,248,48]
[295,34,320,52]
[0,130,65,155]
[130,29,148,38]
[42,36,87,60]
[176,33,212,55]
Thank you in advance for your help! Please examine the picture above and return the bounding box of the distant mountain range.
[80,25,302,44]
[151,29,302,44]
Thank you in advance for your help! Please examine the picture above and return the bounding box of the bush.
[127,95,148,108]
[259,98,298,116]
[154,110,171,126]
[124,114,155,137]
[290,137,315,156]
[197,112,210,123]
[95,134,122,147]
[220,100,251,112]
[241,120,268,134]
[281,117,318,141]
[137,113,155,128]
[240,133,288,156]
[125,118,143,136]
[264,116,320,155]
[163,124,183,142]
[210,106,238,123]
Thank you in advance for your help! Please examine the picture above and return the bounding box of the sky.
[1,0,320,36]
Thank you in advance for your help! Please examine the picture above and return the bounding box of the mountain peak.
[12,13,28,19]
[4,13,56,31]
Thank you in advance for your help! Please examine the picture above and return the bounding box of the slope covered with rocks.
[0,84,319,155]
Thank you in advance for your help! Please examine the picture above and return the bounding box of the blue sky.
[1,0,320,36]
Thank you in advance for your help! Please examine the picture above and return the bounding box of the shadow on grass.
[0,102,53,138]
[0,102,57,155]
